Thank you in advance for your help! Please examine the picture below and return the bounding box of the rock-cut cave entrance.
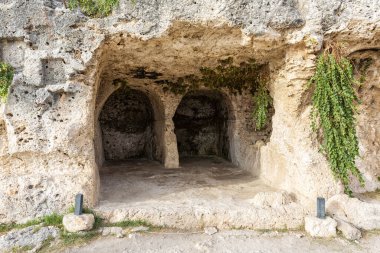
[95,87,277,227]
[99,88,159,162]
[173,90,232,164]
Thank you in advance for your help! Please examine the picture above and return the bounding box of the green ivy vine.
[309,47,364,195]
[0,62,14,102]
[67,0,120,17]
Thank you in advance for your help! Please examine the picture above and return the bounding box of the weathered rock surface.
[327,194,380,230]
[58,230,380,253]
[96,161,306,230]
[130,226,150,233]
[63,214,95,233]
[0,225,59,252]
[249,191,293,208]
[336,219,362,241]
[305,216,337,238]
[204,227,218,235]
[101,227,124,238]
[0,0,378,228]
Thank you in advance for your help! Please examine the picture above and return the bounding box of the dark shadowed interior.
[99,88,155,161]
[173,90,230,161]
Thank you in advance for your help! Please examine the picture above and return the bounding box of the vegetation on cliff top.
[309,45,364,195]
[67,0,120,17]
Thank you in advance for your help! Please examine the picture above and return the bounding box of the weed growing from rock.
[0,62,14,102]
[253,83,272,130]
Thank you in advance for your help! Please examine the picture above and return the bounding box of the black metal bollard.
[317,197,326,219]
[74,193,83,216]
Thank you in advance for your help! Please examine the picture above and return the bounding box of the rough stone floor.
[98,156,272,206]
[63,230,380,253]
[95,157,303,229]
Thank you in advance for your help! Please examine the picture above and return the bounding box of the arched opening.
[98,87,162,163]
[173,90,233,163]
[89,31,281,227]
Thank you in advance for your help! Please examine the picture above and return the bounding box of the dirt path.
[62,230,380,253]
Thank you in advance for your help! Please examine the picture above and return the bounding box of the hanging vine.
[0,62,14,102]
[253,82,272,130]
[309,44,364,195]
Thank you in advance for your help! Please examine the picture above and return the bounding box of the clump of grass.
[104,219,152,228]
[0,223,12,233]
[19,218,42,228]
[60,230,99,245]
[11,245,33,252]
[0,218,43,233]
[0,213,63,234]
[43,213,63,227]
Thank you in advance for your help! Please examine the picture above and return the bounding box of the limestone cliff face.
[0,0,379,222]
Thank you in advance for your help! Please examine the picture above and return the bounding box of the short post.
[317,197,326,219]
[74,193,83,216]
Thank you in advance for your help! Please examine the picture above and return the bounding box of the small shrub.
[0,62,14,102]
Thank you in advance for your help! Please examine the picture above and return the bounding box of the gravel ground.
[62,230,380,253]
